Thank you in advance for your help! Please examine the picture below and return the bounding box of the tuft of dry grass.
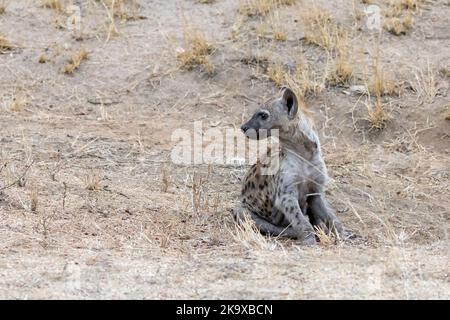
[229,215,282,251]
[102,0,141,22]
[63,48,88,74]
[255,22,268,39]
[368,69,398,96]
[300,5,347,51]
[267,63,286,86]
[269,11,287,41]
[384,11,413,35]
[368,50,399,97]
[439,66,450,78]
[41,0,63,12]
[0,35,13,52]
[367,98,390,130]
[327,51,354,86]
[161,166,171,193]
[30,190,38,212]
[177,29,215,75]
[391,0,422,11]
[314,226,340,246]
[384,0,419,35]
[239,0,296,17]
[285,62,325,98]
[445,105,450,121]
[241,52,269,73]
[84,169,103,191]
[9,97,27,112]
[38,54,49,64]
[413,61,437,102]
[239,0,271,17]
[0,0,7,14]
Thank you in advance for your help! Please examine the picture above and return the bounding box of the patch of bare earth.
[0,0,449,299]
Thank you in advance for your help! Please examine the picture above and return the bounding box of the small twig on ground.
[0,160,35,192]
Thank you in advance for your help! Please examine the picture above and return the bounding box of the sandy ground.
[0,0,449,299]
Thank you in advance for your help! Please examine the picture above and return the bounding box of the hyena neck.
[278,117,319,161]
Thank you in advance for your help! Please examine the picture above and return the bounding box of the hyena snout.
[240,123,250,133]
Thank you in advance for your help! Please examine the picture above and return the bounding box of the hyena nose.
[241,125,249,133]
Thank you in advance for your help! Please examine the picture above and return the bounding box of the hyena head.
[241,86,298,140]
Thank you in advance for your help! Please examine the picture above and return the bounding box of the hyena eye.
[259,112,269,120]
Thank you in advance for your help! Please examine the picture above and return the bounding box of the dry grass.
[445,105,450,121]
[269,12,287,41]
[1,0,449,300]
[9,97,27,112]
[229,215,282,251]
[0,0,7,14]
[267,63,286,86]
[266,60,324,98]
[367,98,390,130]
[38,54,49,64]
[368,68,398,96]
[391,0,422,11]
[177,29,215,75]
[0,35,13,52]
[420,67,437,101]
[368,46,399,97]
[239,0,296,17]
[41,0,63,12]
[327,52,354,86]
[161,166,171,193]
[314,226,340,246]
[84,169,103,191]
[241,52,269,74]
[384,0,419,35]
[30,190,38,212]
[384,11,413,35]
[239,0,273,17]
[413,61,437,102]
[63,48,88,74]
[102,0,141,21]
[439,66,450,78]
[255,22,268,39]
[285,62,325,98]
[300,5,347,51]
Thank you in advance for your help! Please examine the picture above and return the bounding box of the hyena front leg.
[307,195,343,236]
[232,202,298,238]
[275,191,317,245]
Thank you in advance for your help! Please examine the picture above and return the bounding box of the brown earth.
[0,0,449,299]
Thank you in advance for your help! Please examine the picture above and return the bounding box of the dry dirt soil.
[0,0,449,299]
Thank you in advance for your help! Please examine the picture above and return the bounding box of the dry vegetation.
[383,0,421,35]
[41,0,63,12]
[63,48,88,74]
[0,1,7,14]
[0,0,449,299]
[0,35,12,52]
[176,28,215,75]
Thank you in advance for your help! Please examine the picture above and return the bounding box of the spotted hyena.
[233,87,343,245]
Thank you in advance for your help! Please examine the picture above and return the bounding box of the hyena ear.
[280,86,298,119]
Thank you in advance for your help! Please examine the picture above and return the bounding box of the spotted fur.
[233,87,343,245]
